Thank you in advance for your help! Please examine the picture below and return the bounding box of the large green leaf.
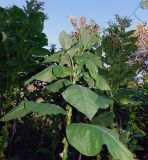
[45,79,71,93]
[92,111,114,127]
[59,31,72,50]
[62,85,111,120]
[0,101,31,121]
[25,65,56,85]
[25,101,66,115]
[66,123,134,160]
[0,100,66,121]
[53,65,73,78]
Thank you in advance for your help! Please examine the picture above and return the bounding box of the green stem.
[62,106,72,160]
[62,55,76,160]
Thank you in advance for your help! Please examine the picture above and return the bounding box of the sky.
[0,0,148,48]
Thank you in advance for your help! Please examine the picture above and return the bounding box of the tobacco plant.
[1,25,135,160]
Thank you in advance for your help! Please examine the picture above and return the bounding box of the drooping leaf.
[0,100,66,121]
[92,111,114,127]
[59,31,72,50]
[25,101,66,115]
[0,101,31,121]
[25,65,56,85]
[53,65,73,78]
[66,123,134,160]
[62,85,112,120]
[45,79,71,93]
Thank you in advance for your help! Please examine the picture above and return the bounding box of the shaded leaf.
[25,65,56,85]
[0,101,31,121]
[74,55,110,90]
[45,79,71,93]
[92,111,114,127]
[0,100,66,121]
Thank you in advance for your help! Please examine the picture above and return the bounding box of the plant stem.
[78,153,82,160]
[96,155,101,160]
[62,106,72,160]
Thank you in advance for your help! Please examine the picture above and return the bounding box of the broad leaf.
[92,111,114,127]
[66,123,134,160]
[25,101,66,115]
[62,85,112,119]
[80,27,91,45]
[0,101,31,121]
[45,79,71,93]
[53,65,73,78]
[59,31,72,50]
[25,65,56,85]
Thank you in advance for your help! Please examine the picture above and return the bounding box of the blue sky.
[0,0,148,47]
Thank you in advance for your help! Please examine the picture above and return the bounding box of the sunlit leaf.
[59,31,72,50]
[66,123,134,159]
[62,85,111,119]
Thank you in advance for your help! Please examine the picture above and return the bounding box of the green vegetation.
[0,0,147,160]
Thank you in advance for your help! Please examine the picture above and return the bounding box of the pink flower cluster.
[69,16,100,41]
[133,24,148,64]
